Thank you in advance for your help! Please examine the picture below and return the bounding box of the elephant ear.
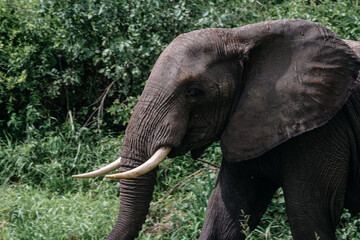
[221,19,360,162]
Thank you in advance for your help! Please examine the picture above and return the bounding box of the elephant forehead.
[148,50,213,88]
[149,57,206,83]
[147,28,238,87]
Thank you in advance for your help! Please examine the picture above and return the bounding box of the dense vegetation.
[1,0,360,239]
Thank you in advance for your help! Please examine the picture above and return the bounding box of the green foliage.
[2,0,360,140]
[107,96,139,126]
[337,210,360,239]
[0,116,122,194]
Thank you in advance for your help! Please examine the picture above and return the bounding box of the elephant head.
[73,19,360,239]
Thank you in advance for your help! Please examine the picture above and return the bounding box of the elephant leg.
[200,159,279,240]
[280,123,350,240]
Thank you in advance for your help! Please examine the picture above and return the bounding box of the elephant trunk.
[106,137,158,240]
[107,174,157,239]
[106,89,179,239]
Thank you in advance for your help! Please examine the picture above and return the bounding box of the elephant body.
[202,80,360,239]
[74,20,360,240]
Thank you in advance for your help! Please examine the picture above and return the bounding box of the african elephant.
[73,19,360,239]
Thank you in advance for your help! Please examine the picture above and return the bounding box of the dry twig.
[185,154,220,169]
[83,80,115,128]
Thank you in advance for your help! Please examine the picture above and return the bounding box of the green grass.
[1,163,360,239]
[0,185,119,240]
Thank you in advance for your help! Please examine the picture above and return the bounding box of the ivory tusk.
[72,157,122,178]
[105,146,172,179]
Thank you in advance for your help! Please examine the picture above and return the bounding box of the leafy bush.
[0,116,122,194]
[2,0,359,141]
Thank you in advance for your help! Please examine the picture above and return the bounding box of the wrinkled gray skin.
[106,20,360,240]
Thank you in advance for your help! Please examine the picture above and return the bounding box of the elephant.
[73,19,360,239]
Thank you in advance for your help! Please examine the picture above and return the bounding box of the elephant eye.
[186,86,203,97]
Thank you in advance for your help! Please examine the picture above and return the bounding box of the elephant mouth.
[168,146,188,158]
[168,139,209,160]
